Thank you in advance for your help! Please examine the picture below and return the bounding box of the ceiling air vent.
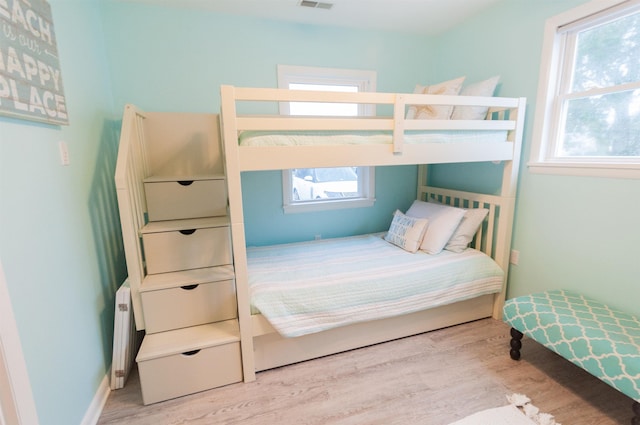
[299,0,334,10]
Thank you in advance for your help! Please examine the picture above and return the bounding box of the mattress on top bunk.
[247,233,504,338]
[238,130,508,146]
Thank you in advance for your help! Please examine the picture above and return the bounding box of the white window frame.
[278,65,377,213]
[529,0,640,179]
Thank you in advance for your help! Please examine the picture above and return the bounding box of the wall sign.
[0,0,68,125]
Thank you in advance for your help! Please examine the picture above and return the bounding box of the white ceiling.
[127,0,503,35]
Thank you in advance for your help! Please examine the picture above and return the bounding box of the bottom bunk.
[239,185,515,373]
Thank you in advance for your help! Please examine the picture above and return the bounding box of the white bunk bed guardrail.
[220,85,525,170]
[114,104,149,330]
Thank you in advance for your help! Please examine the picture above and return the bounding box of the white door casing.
[0,259,39,424]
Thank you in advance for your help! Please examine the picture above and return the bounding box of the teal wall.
[99,2,437,246]
[432,0,640,317]
[2,1,638,423]
[0,1,125,424]
[242,166,418,246]
[100,3,436,112]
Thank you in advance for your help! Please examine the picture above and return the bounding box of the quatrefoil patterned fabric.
[503,289,640,402]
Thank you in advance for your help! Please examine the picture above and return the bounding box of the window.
[529,0,640,179]
[278,65,377,213]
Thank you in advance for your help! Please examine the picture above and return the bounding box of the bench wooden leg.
[632,401,640,425]
[509,328,523,361]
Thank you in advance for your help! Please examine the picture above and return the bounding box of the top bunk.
[219,85,526,171]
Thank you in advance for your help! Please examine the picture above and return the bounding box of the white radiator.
[110,279,141,390]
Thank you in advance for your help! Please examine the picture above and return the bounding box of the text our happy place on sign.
[0,0,68,125]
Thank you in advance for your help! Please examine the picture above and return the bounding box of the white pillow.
[406,76,466,120]
[445,208,489,253]
[451,76,500,120]
[405,200,466,254]
[384,210,429,253]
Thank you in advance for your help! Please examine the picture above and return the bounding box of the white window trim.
[277,65,377,116]
[528,0,640,179]
[282,167,375,214]
[278,65,377,213]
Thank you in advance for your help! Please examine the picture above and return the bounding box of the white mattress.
[247,234,504,337]
[238,130,508,146]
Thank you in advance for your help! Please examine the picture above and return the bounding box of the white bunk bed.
[220,85,526,382]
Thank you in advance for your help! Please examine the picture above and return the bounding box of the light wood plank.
[98,319,634,425]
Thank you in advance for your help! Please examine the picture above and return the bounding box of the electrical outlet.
[510,249,520,265]
[58,141,70,166]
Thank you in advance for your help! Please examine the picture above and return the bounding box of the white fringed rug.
[449,394,561,425]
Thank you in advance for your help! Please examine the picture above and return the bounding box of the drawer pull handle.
[177,180,194,186]
[182,349,201,357]
[181,284,199,290]
[179,229,196,235]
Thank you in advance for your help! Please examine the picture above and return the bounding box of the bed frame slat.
[393,94,406,153]
[419,185,502,260]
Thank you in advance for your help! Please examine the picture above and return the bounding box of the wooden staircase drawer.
[136,321,242,405]
[141,279,237,334]
[142,226,231,274]
[145,179,227,221]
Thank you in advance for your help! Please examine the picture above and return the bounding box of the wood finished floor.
[98,319,634,424]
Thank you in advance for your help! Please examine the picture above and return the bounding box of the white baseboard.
[81,373,110,425]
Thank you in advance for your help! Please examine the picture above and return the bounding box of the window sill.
[283,198,376,214]
[528,161,640,179]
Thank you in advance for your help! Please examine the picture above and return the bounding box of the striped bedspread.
[247,234,504,337]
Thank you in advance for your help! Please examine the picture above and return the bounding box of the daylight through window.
[530,0,640,178]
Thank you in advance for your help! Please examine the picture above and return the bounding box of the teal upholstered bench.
[503,289,640,424]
